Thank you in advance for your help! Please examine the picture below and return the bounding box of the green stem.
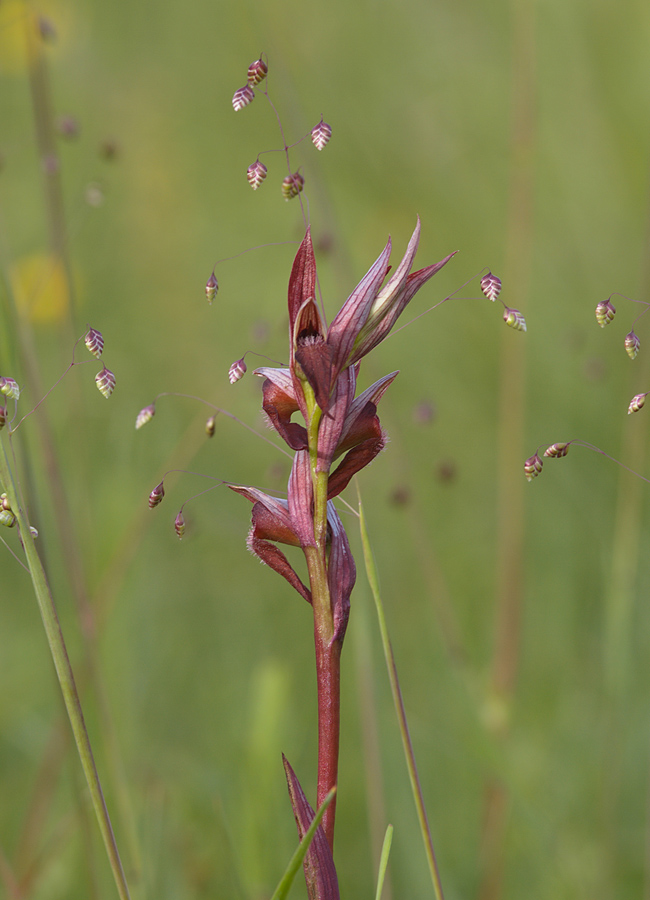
[358,487,445,900]
[0,435,131,900]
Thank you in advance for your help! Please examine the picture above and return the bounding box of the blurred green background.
[2,0,650,897]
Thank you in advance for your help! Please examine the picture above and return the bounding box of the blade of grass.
[269,787,336,900]
[375,825,394,900]
[356,484,445,900]
[0,435,131,900]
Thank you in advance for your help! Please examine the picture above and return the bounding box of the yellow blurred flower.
[11,252,70,323]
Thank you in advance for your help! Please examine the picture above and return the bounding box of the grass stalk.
[0,435,131,900]
[357,486,445,900]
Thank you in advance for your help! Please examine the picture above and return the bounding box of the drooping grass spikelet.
[595,298,616,327]
[85,326,104,358]
[95,366,116,398]
[524,452,544,481]
[480,271,502,302]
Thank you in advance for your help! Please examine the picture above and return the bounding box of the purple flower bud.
[232,84,255,111]
[149,482,165,508]
[95,366,116,398]
[135,404,155,429]
[205,415,216,437]
[503,307,527,332]
[480,271,502,301]
[628,393,648,414]
[543,442,569,458]
[524,452,544,481]
[247,57,268,86]
[246,160,267,190]
[625,330,640,359]
[311,119,332,151]
[228,357,247,384]
[0,377,20,401]
[205,271,218,305]
[282,172,304,200]
[595,298,616,327]
[85,327,104,358]
[174,511,185,539]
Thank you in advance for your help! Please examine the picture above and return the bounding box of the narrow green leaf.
[375,824,393,900]
[269,787,336,900]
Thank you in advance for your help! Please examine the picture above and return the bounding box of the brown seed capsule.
[281,172,304,201]
[595,298,616,327]
[149,482,165,508]
[524,452,544,481]
[247,57,268,86]
[247,160,268,190]
[95,366,116,398]
[174,511,186,539]
[135,404,156,429]
[628,393,648,414]
[480,271,502,302]
[232,84,255,111]
[85,327,104,358]
[228,358,247,384]
[0,377,20,401]
[543,442,569,458]
[205,271,218,305]
[205,415,216,437]
[625,330,640,359]
[503,307,527,332]
[311,119,332,151]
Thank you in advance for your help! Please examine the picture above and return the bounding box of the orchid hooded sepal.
[286,218,456,415]
[228,484,312,604]
[229,469,355,634]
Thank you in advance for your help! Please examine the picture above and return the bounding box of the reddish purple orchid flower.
[230,219,455,870]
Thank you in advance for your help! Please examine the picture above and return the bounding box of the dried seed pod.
[247,160,267,190]
[136,404,156,429]
[232,84,255,111]
[625,330,640,359]
[628,393,648,414]
[247,57,268,86]
[228,357,247,384]
[85,327,104,358]
[311,119,332,151]
[205,271,219,305]
[281,172,304,200]
[0,377,20,401]
[0,509,16,528]
[95,366,116,398]
[503,307,527,332]
[205,415,216,437]
[174,511,186,539]
[149,482,165,508]
[480,271,502,302]
[544,442,569,458]
[595,298,616,327]
[524,453,544,481]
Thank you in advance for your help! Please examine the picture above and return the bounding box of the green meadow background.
[2,0,650,898]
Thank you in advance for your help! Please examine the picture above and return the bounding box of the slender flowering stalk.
[231,217,455,852]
